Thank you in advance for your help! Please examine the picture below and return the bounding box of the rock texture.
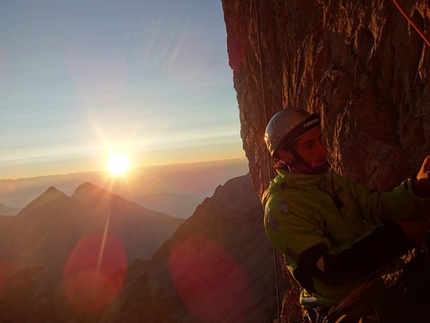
[221,0,430,321]
[221,0,430,196]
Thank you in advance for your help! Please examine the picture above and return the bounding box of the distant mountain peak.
[39,186,67,201]
[45,186,62,193]
[76,182,101,190]
[71,182,119,204]
[73,182,106,195]
[17,186,68,217]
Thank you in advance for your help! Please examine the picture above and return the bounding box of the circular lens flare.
[62,233,127,313]
[169,236,255,322]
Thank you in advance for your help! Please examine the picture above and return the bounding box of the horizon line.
[1,157,249,181]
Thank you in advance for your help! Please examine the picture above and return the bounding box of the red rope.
[391,0,430,47]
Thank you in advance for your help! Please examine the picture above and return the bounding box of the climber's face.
[279,127,329,174]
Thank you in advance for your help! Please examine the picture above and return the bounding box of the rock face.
[221,0,430,321]
[221,0,430,196]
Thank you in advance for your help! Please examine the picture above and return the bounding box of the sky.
[0,0,244,179]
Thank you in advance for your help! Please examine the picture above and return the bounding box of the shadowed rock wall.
[221,0,430,196]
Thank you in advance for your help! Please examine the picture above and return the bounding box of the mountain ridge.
[0,158,249,219]
[0,174,285,323]
[16,186,69,221]
[101,174,285,323]
[0,182,185,285]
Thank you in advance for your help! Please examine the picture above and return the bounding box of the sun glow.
[108,152,130,175]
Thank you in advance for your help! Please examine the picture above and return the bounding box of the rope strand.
[392,0,430,47]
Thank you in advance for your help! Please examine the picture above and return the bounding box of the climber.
[261,109,430,323]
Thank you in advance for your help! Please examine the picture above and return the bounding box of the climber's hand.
[412,156,430,197]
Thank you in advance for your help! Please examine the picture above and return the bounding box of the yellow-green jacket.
[262,169,428,307]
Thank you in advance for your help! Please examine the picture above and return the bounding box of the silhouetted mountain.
[17,186,69,219]
[0,174,285,323]
[0,214,14,227]
[101,174,286,323]
[0,266,52,323]
[0,159,249,220]
[0,183,184,285]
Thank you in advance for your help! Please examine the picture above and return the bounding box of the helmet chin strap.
[286,147,328,174]
[286,147,312,170]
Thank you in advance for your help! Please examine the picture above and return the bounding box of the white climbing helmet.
[264,109,321,157]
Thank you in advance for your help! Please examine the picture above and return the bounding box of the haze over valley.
[0,158,249,219]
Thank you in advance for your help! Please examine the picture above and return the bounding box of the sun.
[108,152,130,175]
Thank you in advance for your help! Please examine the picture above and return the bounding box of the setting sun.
[108,152,130,175]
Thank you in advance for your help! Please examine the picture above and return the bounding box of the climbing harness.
[392,0,430,47]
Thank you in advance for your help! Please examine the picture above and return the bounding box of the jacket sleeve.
[297,221,413,286]
[343,176,430,223]
[263,192,413,288]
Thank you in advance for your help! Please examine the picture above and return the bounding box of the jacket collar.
[275,168,328,189]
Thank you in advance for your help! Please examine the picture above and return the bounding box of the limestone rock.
[221,0,430,195]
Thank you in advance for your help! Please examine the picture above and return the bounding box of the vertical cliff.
[221,0,430,321]
[221,0,430,196]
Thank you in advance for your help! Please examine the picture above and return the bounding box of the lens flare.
[62,233,127,312]
[169,236,255,322]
